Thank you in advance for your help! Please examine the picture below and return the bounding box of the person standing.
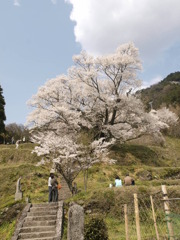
[51,174,58,202]
[115,176,122,187]
[48,173,54,202]
[124,173,134,186]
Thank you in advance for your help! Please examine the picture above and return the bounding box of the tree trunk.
[55,163,73,192]
[110,109,117,125]
[104,108,109,125]
[83,169,88,192]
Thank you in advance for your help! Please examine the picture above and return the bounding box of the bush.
[85,217,108,240]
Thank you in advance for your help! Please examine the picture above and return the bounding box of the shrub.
[85,217,108,240]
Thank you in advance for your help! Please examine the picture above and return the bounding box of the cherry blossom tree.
[31,131,114,191]
[27,42,178,190]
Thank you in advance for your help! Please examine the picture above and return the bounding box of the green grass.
[0,221,16,240]
[0,163,51,209]
[0,143,39,164]
[106,218,123,240]
[110,144,160,166]
[0,143,52,240]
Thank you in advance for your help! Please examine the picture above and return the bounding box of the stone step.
[18,231,55,239]
[28,210,57,217]
[23,220,56,227]
[25,215,57,221]
[32,203,57,208]
[20,226,56,233]
[20,237,55,240]
[30,206,58,212]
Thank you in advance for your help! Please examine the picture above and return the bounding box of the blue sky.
[0,0,180,124]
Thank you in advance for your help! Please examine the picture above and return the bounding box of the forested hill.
[139,71,180,111]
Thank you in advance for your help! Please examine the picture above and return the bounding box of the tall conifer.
[0,85,6,133]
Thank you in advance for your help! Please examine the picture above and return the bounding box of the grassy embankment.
[64,136,180,239]
[0,137,180,239]
[0,143,50,240]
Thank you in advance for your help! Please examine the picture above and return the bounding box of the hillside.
[139,72,180,137]
[139,72,180,111]
[0,139,180,239]
[0,143,51,240]
[1,73,180,239]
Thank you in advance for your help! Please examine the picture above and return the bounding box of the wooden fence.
[122,185,180,240]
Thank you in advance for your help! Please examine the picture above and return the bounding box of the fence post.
[124,204,129,240]
[161,185,174,240]
[150,195,160,240]
[134,193,141,240]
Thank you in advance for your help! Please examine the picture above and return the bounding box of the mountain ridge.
[139,71,180,110]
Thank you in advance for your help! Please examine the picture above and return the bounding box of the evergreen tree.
[0,85,6,134]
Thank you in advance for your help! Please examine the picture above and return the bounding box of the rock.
[15,177,23,201]
[67,203,84,240]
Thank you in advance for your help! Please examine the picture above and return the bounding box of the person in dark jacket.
[50,175,58,202]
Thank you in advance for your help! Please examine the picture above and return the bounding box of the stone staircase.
[12,175,72,240]
[12,202,63,240]
[58,177,72,201]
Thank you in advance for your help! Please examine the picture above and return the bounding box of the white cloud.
[13,0,57,6]
[14,0,20,6]
[51,0,57,4]
[65,0,180,60]
[142,76,162,89]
